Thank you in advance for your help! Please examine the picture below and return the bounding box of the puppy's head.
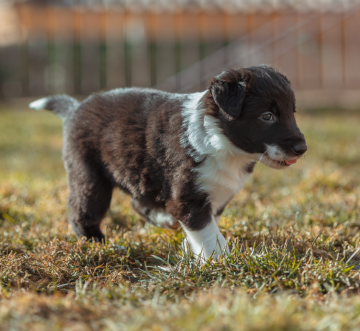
[207,65,307,169]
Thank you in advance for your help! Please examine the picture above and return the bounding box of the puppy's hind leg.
[66,155,113,242]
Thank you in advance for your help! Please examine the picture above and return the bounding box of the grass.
[0,107,360,330]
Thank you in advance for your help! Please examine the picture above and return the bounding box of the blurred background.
[0,0,360,109]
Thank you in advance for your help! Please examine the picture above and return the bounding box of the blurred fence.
[157,10,360,94]
[1,4,360,99]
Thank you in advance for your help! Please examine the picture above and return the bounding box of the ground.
[0,106,360,330]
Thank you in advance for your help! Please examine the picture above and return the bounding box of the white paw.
[181,237,229,261]
[180,217,230,261]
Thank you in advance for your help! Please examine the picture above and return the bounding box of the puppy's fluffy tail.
[29,95,79,120]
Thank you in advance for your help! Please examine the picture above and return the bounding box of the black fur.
[211,70,246,118]
[31,65,307,241]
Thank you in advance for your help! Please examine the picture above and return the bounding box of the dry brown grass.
[1,107,360,330]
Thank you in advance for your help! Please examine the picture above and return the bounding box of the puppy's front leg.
[181,215,229,260]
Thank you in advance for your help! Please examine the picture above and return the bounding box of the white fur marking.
[181,93,257,215]
[181,216,229,260]
[200,115,255,213]
[265,144,286,160]
[181,91,212,161]
[148,210,179,229]
[180,92,261,260]
[258,144,297,169]
[29,98,48,110]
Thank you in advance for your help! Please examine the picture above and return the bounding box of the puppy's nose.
[293,142,307,155]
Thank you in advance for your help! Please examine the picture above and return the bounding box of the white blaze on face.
[259,144,298,169]
[266,144,286,160]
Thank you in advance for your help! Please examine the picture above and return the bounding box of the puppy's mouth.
[259,155,299,169]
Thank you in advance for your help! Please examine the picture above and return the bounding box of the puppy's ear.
[210,78,246,118]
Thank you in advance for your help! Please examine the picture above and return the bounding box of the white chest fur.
[182,92,254,215]
[196,152,251,214]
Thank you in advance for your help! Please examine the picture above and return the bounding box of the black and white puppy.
[29,65,307,260]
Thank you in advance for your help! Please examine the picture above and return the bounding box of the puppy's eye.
[261,113,273,121]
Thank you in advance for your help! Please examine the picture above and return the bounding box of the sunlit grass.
[0,107,360,329]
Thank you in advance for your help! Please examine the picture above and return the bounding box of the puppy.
[30,65,307,260]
